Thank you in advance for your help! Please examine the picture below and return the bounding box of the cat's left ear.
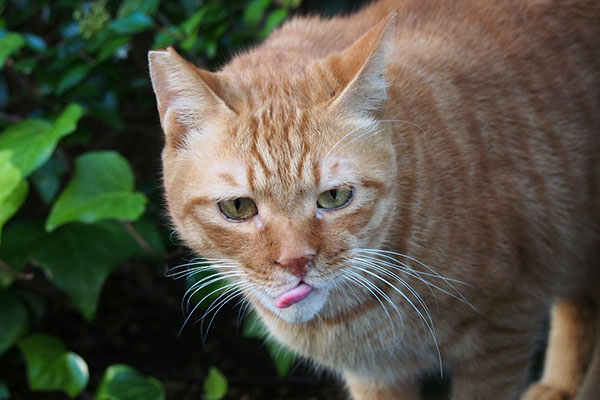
[324,13,397,117]
[148,47,235,148]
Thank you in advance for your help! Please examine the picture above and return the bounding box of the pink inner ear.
[275,283,313,308]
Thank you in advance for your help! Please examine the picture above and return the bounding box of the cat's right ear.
[148,47,235,148]
[323,13,397,118]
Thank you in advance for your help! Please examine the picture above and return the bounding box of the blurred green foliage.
[0,0,302,397]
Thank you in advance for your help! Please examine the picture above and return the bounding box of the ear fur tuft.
[148,47,234,148]
[325,13,397,117]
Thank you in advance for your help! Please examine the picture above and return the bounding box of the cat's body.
[149,0,600,398]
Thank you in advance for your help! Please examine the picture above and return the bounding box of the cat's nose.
[277,254,315,278]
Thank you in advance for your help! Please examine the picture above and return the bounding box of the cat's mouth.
[275,282,313,308]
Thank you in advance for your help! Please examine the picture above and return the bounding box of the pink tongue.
[275,283,313,308]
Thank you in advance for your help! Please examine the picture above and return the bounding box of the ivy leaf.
[242,312,296,377]
[55,64,91,95]
[0,151,22,200]
[0,381,10,400]
[18,334,89,398]
[243,0,270,28]
[0,103,84,177]
[46,151,147,231]
[0,221,46,287]
[95,364,165,400]
[0,151,28,243]
[108,11,154,35]
[30,156,67,205]
[32,221,148,319]
[265,341,296,378]
[277,0,302,9]
[24,33,47,52]
[117,0,160,19]
[261,9,288,36]
[0,32,26,68]
[97,37,130,62]
[0,380,9,400]
[180,9,208,35]
[0,291,28,356]
[241,311,266,339]
[203,367,228,400]
[0,179,28,244]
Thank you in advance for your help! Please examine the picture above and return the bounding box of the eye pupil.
[218,198,258,221]
[317,187,353,210]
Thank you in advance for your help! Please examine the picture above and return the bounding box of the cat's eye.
[218,198,258,221]
[317,187,353,210]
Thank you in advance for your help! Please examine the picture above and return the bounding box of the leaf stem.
[0,258,33,280]
[120,221,161,257]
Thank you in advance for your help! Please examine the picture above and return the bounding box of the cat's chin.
[257,287,330,323]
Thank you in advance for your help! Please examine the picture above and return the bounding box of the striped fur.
[149,0,600,398]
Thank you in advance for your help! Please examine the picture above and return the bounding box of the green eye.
[317,187,353,209]
[218,198,257,221]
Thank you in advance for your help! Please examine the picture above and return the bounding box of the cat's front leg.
[344,372,421,400]
[450,334,535,400]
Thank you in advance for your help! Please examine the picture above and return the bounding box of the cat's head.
[149,16,398,323]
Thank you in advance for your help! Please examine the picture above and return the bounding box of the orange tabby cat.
[148,0,600,398]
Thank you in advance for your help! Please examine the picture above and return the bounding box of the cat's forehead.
[187,111,358,207]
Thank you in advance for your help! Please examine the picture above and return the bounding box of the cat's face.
[150,18,397,323]
[162,102,397,322]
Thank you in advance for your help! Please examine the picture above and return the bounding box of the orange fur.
[149,0,600,398]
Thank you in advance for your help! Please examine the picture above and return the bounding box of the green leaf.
[262,9,288,36]
[30,156,67,205]
[56,64,91,95]
[132,218,167,257]
[278,0,302,9]
[241,311,266,339]
[0,179,28,244]
[24,33,46,52]
[0,151,28,243]
[242,312,295,377]
[117,0,160,19]
[0,291,28,356]
[97,37,130,62]
[0,151,22,200]
[0,32,25,68]
[243,0,271,28]
[0,380,9,399]
[95,364,165,400]
[18,334,89,398]
[108,11,154,35]
[33,221,148,319]
[180,9,208,35]
[0,103,84,176]
[0,72,8,108]
[203,367,228,400]
[151,28,179,49]
[265,341,295,378]
[46,151,147,231]
[0,221,45,279]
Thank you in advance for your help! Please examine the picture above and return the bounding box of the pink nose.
[277,254,314,278]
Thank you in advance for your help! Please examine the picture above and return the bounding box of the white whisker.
[182,272,246,314]
[341,269,401,342]
[179,281,243,336]
[350,259,434,328]
[351,248,474,310]
[201,283,256,339]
